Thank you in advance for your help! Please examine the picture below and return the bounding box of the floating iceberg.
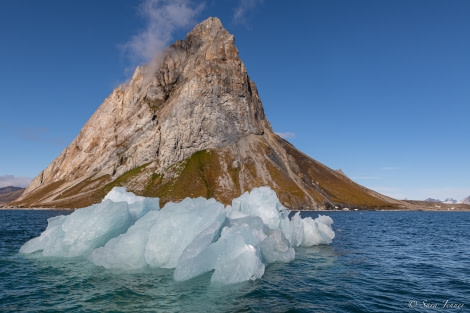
[20,186,335,284]
[20,200,134,257]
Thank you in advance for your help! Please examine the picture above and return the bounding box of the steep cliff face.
[13,17,409,210]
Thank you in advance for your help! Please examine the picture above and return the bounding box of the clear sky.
[1,0,469,201]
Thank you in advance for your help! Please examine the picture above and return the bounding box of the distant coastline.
[0,207,74,211]
[2,184,468,212]
[2,203,469,212]
[402,200,470,212]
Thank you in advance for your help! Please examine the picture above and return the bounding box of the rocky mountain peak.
[23,17,267,189]
[13,18,410,211]
[187,17,237,60]
[188,17,228,41]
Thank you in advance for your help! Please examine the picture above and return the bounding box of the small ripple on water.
[1,210,470,312]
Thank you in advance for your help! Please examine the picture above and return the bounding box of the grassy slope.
[11,141,403,209]
[277,137,398,209]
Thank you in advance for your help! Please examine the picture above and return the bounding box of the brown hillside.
[12,17,412,210]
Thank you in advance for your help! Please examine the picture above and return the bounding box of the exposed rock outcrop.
[13,17,410,210]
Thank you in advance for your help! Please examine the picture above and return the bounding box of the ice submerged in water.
[20,186,335,284]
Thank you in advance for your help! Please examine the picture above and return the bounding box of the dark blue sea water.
[1,210,469,312]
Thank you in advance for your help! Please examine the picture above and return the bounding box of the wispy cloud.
[15,127,49,142]
[367,186,408,200]
[363,185,469,201]
[122,0,204,68]
[14,126,69,147]
[351,176,380,180]
[380,166,401,171]
[233,0,263,25]
[276,131,295,139]
[413,187,470,202]
[0,175,32,188]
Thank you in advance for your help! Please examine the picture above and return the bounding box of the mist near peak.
[122,0,204,73]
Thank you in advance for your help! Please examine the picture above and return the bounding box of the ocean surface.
[1,210,469,313]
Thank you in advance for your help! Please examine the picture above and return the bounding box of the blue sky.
[0,0,469,201]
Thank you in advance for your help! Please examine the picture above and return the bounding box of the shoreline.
[0,207,75,211]
[2,206,469,212]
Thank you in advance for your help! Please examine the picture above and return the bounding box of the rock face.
[13,17,409,210]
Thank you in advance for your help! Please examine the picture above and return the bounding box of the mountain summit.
[13,17,407,210]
